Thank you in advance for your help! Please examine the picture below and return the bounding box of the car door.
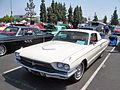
[87,33,102,63]
[31,28,53,44]
[17,28,36,47]
[2,27,25,50]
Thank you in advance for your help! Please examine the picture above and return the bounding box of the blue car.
[109,34,118,46]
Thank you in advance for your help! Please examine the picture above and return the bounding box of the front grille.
[17,57,67,75]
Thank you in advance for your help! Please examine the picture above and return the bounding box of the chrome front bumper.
[16,59,76,80]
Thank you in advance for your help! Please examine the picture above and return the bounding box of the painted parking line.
[3,66,22,74]
[81,47,115,90]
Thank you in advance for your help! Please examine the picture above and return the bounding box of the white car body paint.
[15,29,109,80]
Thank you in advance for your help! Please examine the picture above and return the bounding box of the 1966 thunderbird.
[15,29,109,82]
[0,26,53,56]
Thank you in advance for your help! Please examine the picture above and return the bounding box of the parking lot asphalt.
[86,46,120,90]
[0,46,119,90]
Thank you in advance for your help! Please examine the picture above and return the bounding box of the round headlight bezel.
[57,62,70,71]
[64,64,70,70]
[57,62,64,68]
[15,52,21,60]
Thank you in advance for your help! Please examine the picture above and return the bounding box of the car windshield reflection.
[53,31,89,45]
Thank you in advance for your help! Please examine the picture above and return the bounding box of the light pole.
[10,0,13,23]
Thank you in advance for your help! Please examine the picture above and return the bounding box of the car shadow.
[2,68,75,90]
[114,42,120,52]
[108,45,120,53]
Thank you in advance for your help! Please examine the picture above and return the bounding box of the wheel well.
[0,44,7,49]
[0,44,7,56]
[82,59,87,70]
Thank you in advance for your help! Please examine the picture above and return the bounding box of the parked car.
[79,26,106,39]
[51,25,66,35]
[0,23,6,32]
[113,26,120,35]
[109,34,118,46]
[15,29,109,82]
[0,26,54,56]
[41,24,66,35]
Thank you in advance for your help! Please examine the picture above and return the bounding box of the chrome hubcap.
[75,63,84,79]
[0,45,6,55]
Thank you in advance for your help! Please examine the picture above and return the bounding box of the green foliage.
[46,0,66,23]
[40,0,47,22]
[68,5,73,23]
[0,15,13,22]
[73,6,83,24]
[40,0,85,24]
[93,12,98,21]
[111,9,119,25]
[103,15,107,24]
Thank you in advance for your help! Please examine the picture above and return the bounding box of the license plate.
[40,72,46,76]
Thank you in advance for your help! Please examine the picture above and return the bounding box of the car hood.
[18,41,87,63]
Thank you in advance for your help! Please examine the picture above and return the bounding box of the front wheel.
[70,62,85,82]
[0,44,7,56]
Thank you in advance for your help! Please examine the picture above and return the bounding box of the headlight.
[15,52,20,60]
[64,64,70,70]
[57,63,64,68]
[57,62,70,71]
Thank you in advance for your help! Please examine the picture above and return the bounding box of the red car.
[113,26,120,35]
[0,23,6,32]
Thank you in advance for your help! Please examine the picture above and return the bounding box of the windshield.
[1,27,19,36]
[53,31,89,45]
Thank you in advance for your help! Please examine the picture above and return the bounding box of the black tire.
[70,62,85,82]
[0,44,7,56]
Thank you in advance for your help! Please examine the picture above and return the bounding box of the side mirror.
[90,41,96,45]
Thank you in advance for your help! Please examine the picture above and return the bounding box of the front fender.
[68,56,87,72]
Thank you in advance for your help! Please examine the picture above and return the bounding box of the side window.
[90,33,98,44]
[18,28,34,36]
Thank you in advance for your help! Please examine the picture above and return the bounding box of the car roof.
[7,26,33,28]
[61,29,98,34]
[79,27,94,30]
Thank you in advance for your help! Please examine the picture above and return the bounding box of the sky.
[0,0,120,21]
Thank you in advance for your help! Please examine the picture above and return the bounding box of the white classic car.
[15,29,109,82]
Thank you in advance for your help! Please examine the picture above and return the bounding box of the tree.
[103,15,107,24]
[62,3,67,22]
[47,1,67,24]
[47,0,57,23]
[73,6,83,28]
[111,8,119,25]
[51,0,56,14]
[47,7,52,23]
[79,6,83,22]
[0,15,12,22]
[68,5,73,23]
[93,12,98,21]
[40,0,47,22]
[25,0,36,23]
